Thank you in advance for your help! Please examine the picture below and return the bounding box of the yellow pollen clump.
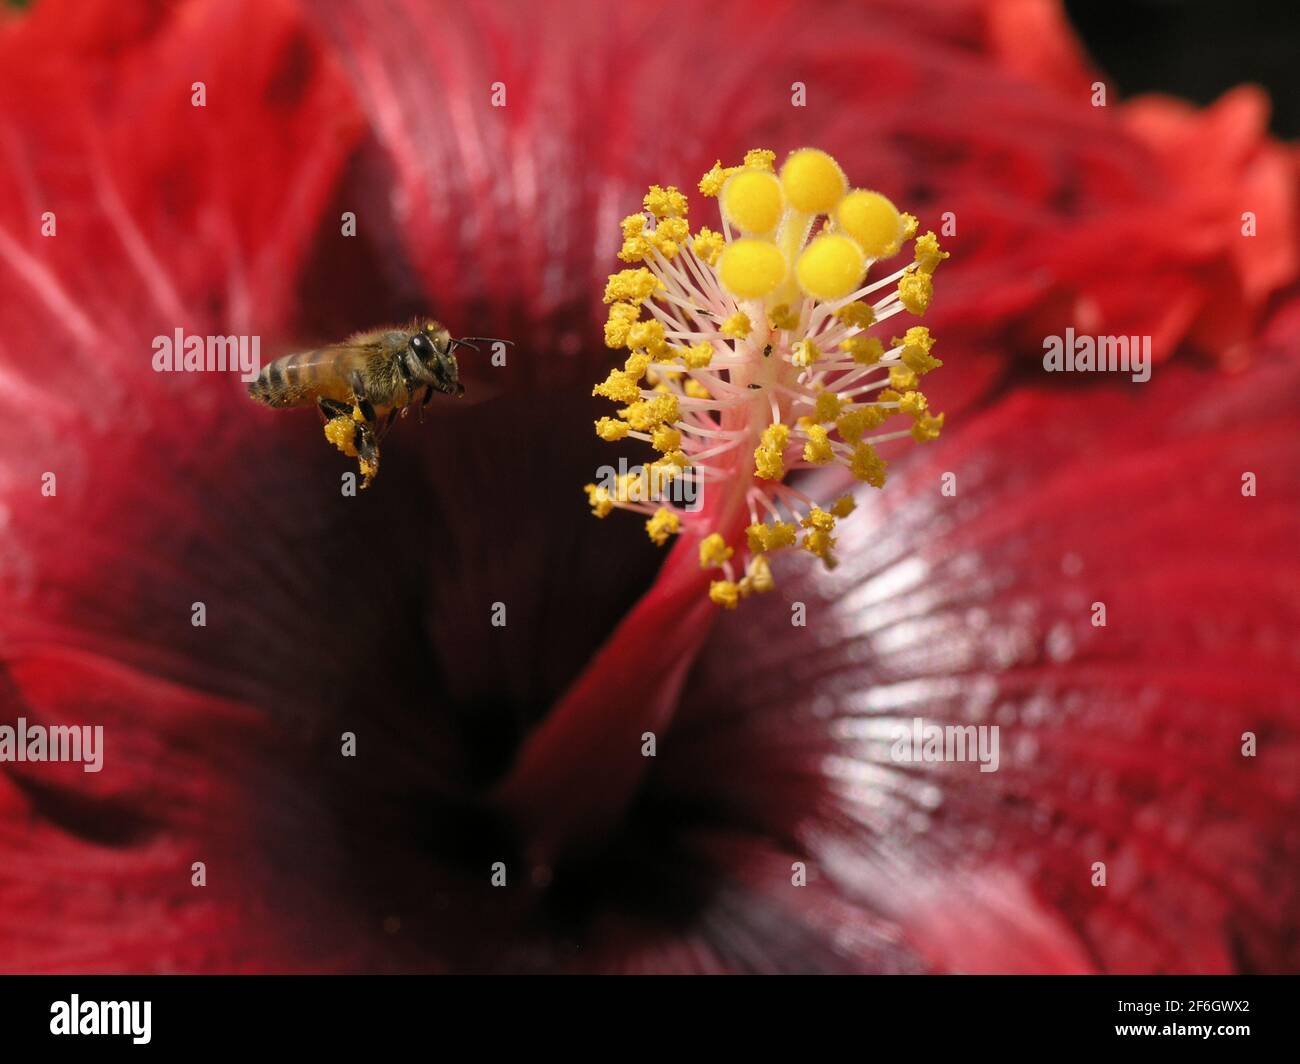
[743,148,776,171]
[584,483,614,517]
[646,507,680,546]
[768,303,800,331]
[699,532,734,568]
[912,412,945,442]
[914,231,949,274]
[698,160,739,197]
[837,405,887,443]
[796,234,865,300]
[830,494,856,518]
[850,441,888,487]
[835,302,876,328]
[780,148,847,214]
[898,271,933,315]
[897,390,929,417]
[709,580,741,609]
[619,393,679,431]
[692,227,725,266]
[754,423,790,480]
[651,425,682,451]
[644,184,688,219]
[800,507,837,564]
[803,424,834,464]
[889,365,919,391]
[718,239,787,299]
[323,415,358,457]
[741,554,775,594]
[837,189,903,258]
[626,320,669,358]
[593,368,642,404]
[604,302,641,348]
[813,390,843,422]
[684,379,711,400]
[681,342,714,369]
[721,312,751,339]
[747,520,798,553]
[594,416,630,441]
[840,335,884,365]
[722,169,785,234]
[603,268,663,304]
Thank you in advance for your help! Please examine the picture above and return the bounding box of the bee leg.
[318,397,352,422]
[416,384,433,423]
[354,421,381,489]
[347,370,377,424]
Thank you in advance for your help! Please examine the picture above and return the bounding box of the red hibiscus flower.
[0,0,1296,974]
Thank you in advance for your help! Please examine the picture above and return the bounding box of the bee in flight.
[248,320,486,488]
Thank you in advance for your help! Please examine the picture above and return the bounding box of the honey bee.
[248,320,483,488]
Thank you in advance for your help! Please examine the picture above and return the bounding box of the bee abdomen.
[248,355,305,408]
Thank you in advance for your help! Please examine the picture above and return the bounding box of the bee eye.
[410,333,433,359]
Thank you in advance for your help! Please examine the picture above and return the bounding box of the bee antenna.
[458,336,514,347]
[449,338,480,354]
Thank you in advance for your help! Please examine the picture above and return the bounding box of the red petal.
[669,308,1300,972]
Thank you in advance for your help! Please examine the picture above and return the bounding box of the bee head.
[406,322,464,397]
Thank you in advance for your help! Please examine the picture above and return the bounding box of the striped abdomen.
[248,348,370,409]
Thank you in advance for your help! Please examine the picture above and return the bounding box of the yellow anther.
[835,302,876,328]
[604,302,641,348]
[593,368,642,404]
[803,424,834,464]
[700,532,734,568]
[623,353,651,380]
[721,312,752,339]
[699,160,739,197]
[746,520,798,553]
[791,339,820,368]
[795,234,866,300]
[618,393,679,431]
[850,441,888,487]
[836,405,887,443]
[897,390,929,417]
[595,417,631,441]
[743,148,777,171]
[584,482,614,517]
[692,227,725,266]
[753,422,790,480]
[768,303,800,331]
[840,335,884,365]
[780,148,848,214]
[644,184,688,219]
[914,231,948,274]
[603,268,662,304]
[709,580,741,609]
[898,271,933,315]
[911,412,945,442]
[745,554,775,593]
[889,365,919,391]
[651,425,682,452]
[830,494,856,518]
[626,320,669,359]
[836,189,903,259]
[718,238,788,299]
[901,213,919,241]
[650,216,690,259]
[681,342,714,369]
[646,507,681,546]
[813,390,843,422]
[721,169,785,234]
[684,379,712,400]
